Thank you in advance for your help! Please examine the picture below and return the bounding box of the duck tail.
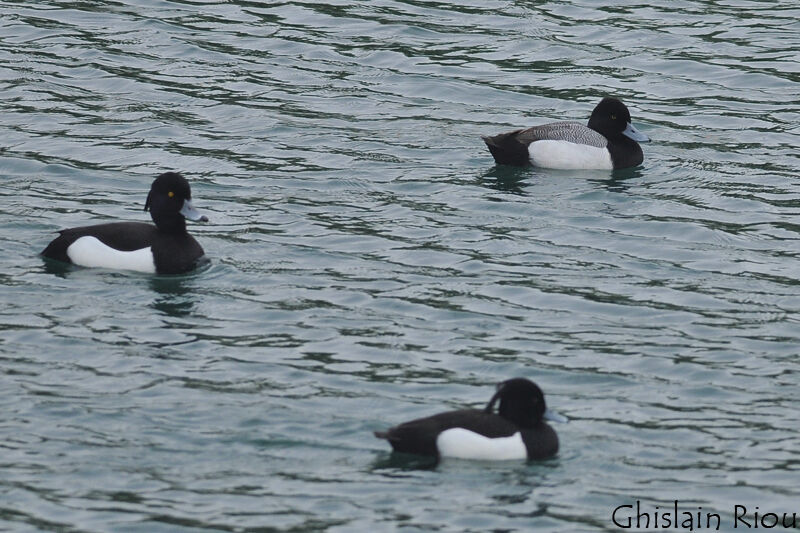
[373,431,389,440]
[482,133,530,167]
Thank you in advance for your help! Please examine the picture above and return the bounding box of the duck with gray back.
[374,377,566,461]
[42,172,209,275]
[483,97,650,169]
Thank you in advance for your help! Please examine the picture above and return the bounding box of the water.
[2,1,800,531]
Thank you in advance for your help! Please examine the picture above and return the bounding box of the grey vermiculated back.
[515,122,608,147]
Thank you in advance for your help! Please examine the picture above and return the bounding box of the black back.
[375,408,519,457]
[41,172,206,274]
[41,222,158,264]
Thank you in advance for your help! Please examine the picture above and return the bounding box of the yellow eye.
[611,114,617,120]
[168,191,174,198]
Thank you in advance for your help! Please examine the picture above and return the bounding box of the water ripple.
[2,0,800,531]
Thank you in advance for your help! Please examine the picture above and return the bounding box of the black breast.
[519,424,559,459]
[607,137,644,169]
[150,233,206,274]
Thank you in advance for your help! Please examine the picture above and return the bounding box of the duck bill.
[180,199,209,222]
[544,408,568,424]
[622,122,650,143]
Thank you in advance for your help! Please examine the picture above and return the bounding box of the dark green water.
[2,1,799,531]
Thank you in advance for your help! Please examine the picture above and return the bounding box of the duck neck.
[152,212,187,234]
[498,400,541,429]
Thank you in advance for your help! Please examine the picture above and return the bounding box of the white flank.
[436,428,526,460]
[528,140,613,170]
[67,236,156,273]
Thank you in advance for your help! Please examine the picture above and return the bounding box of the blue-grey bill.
[180,199,209,222]
[622,122,650,143]
[544,408,568,424]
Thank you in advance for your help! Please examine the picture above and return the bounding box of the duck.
[374,377,566,461]
[41,172,208,275]
[482,97,650,169]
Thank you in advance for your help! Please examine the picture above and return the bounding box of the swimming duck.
[483,97,650,169]
[374,377,565,460]
[41,172,208,274]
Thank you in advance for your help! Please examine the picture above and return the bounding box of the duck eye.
[610,114,617,120]
[168,191,174,198]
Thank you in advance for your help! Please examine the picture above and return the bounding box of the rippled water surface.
[2,1,800,531]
